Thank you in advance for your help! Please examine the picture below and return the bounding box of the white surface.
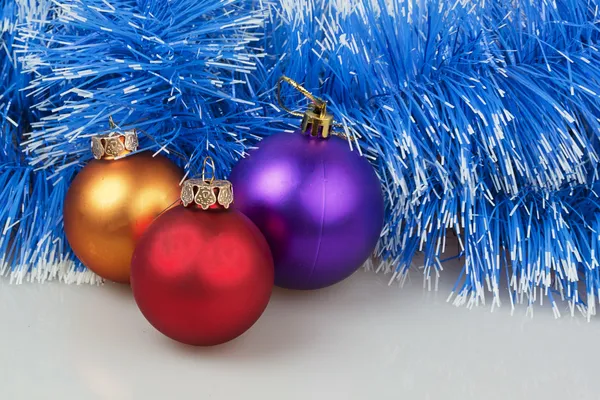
[1,264,599,400]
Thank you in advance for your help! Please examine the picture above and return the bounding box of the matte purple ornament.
[230,131,384,290]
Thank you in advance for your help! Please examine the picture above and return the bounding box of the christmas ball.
[131,178,274,346]
[230,129,385,290]
[64,130,182,283]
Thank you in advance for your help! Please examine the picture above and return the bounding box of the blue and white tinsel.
[20,0,267,179]
[3,0,600,317]
[1,0,95,283]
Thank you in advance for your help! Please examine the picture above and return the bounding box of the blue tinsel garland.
[1,0,93,283]
[20,0,267,178]
[2,0,600,316]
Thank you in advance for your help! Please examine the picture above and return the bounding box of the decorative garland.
[2,0,600,317]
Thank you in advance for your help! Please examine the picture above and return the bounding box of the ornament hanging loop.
[277,76,334,139]
[201,156,216,184]
[108,116,118,129]
[277,76,324,117]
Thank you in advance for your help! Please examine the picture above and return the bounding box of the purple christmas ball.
[230,130,384,290]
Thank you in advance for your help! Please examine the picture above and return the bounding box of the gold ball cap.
[181,178,234,210]
[301,104,334,139]
[91,130,139,160]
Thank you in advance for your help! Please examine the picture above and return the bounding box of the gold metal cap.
[180,179,234,210]
[301,103,334,138]
[91,130,139,160]
[180,156,233,210]
[277,75,335,139]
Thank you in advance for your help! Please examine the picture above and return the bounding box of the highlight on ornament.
[130,158,274,346]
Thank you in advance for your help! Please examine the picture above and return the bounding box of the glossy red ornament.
[130,178,274,346]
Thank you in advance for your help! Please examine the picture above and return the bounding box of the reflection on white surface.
[0,261,599,400]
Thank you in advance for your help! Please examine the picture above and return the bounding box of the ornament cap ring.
[91,130,139,160]
[91,116,139,160]
[182,156,233,210]
[181,178,234,210]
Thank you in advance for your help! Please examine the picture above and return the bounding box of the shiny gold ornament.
[64,129,182,283]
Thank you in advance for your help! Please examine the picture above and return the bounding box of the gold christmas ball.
[64,132,182,283]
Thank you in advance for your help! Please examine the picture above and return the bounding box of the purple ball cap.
[230,131,384,290]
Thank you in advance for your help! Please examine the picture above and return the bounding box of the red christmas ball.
[131,179,274,346]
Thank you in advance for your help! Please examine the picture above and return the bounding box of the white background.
[1,262,599,400]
